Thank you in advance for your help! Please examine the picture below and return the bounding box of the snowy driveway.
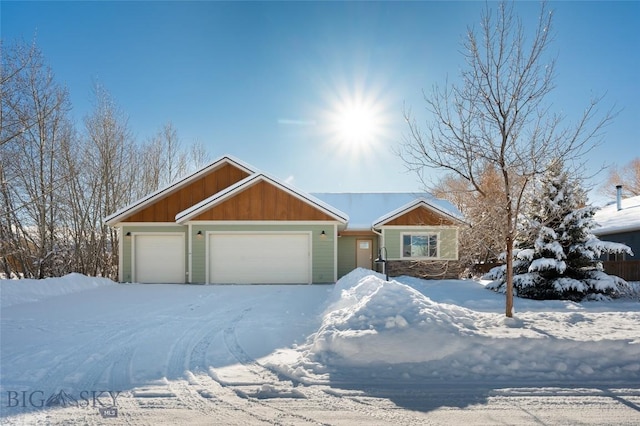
[2,276,640,425]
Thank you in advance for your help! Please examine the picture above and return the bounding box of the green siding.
[337,236,381,279]
[190,224,336,284]
[439,228,458,259]
[337,236,357,278]
[120,225,188,283]
[384,229,402,259]
[383,227,458,260]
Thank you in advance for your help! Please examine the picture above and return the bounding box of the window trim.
[401,232,440,259]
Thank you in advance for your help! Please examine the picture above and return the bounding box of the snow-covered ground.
[1,270,639,425]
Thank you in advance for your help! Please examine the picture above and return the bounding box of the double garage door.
[209,233,311,284]
[133,232,311,284]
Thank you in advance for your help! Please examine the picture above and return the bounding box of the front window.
[402,233,438,258]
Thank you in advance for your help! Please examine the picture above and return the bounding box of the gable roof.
[176,173,349,224]
[104,155,254,225]
[311,193,464,230]
[592,195,640,235]
[372,197,467,228]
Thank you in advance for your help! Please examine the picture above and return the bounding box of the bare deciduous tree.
[1,39,213,280]
[432,167,506,268]
[81,83,138,278]
[1,40,73,278]
[189,139,212,172]
[399,2,614,317]
[599,157,640,198]
[139,122,189,195]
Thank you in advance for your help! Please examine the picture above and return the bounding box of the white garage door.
[134,234,185,283]
[209,233,310,284]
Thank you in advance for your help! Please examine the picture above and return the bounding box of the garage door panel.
[210,233,310,284]
[135,235,185,283]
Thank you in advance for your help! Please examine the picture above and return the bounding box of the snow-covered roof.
[176,173,349,224]
[592,195,640,235]
[311,193,464,230]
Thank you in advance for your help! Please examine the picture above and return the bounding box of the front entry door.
[356,239,373,270]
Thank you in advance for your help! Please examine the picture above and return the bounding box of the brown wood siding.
[124,164,250,222]
[192,180,335,221]
[385,206,455,226]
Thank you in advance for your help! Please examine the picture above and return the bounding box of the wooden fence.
[602,261,640,282]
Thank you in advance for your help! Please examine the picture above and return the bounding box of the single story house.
[592,193,640,260]
[104,155,465,284]
[592,190,639,281]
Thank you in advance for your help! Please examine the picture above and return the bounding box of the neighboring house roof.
[592,195,640,235]
[104,155,254,225]
[176,173,349,224]
[311,193,464,230]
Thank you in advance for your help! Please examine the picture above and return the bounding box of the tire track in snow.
[211,308,333,425]
[188,372,327,425]
[165,311,227,379]
[108,346,135,391]
[220,307,285,385]
[74,342,138,393]
[164,319,205,379]
[17,323,134,395]
[187,325,224,373]
[221,308,309,388]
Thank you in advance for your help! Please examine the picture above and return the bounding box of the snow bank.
[309,270,479,365]
[298,270,640,382]
[0,273,117,308]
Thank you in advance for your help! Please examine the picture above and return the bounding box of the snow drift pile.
[0,273,116,308]
[295,269,640,382]
[308,272,479,365]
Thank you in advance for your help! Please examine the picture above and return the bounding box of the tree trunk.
[505,235,514,317]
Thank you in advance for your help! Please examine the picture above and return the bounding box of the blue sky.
[2,1,638,201]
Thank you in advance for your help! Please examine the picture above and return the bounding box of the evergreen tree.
[487,160,632,301]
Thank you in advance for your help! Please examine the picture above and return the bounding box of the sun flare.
[335,102,377,145]
[325,93,388,155]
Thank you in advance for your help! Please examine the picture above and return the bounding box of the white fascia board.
[592,224,640,235]
[182,220,342,226]
[176,173,349,224]
[118,222,185,227]
[372,198,467,229]
[104,155,256,226]
[380,225,460,230]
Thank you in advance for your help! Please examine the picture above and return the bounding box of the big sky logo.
[5,389,121,418]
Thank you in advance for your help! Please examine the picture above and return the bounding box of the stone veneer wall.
[385,260,464,280]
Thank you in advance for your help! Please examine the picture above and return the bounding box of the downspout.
[333,223,338,282]
[187,223,192,283]
[371,225,384,250]
[118,225,124,282]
